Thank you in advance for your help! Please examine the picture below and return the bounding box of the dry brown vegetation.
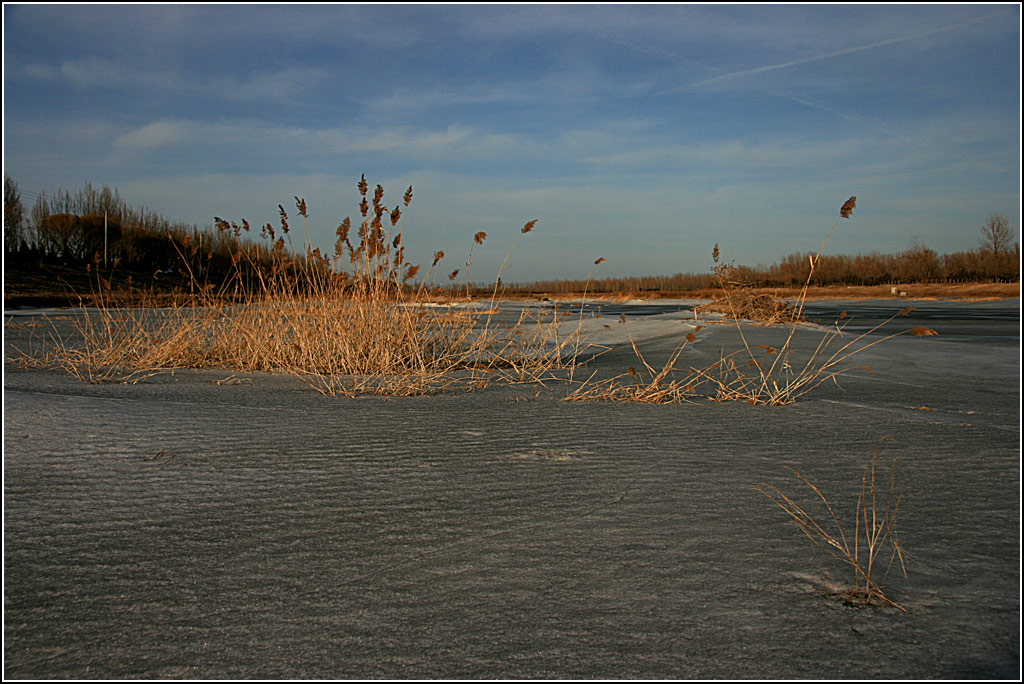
[10,187,947,409]
[503,244,1019,297]
[579,197,935,407]
[10,177,582,396]
[754,437,909,611]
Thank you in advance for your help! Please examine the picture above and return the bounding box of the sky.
[3,3,1021,283]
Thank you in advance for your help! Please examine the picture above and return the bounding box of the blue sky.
[3,4,1020,282]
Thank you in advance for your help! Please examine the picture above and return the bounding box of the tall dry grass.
[692,197,928,406]
[754,436,909,610]
[19,176,576,395]
[562,196,933,406]
[13,192,932,405]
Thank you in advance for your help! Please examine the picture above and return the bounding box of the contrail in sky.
[603,34,885,127]
[659,12,996,95]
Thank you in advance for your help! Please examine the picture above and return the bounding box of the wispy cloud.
[113,121,189,150]
[109,118,541,163]
[16,56,326,102]
[361,64,655,117]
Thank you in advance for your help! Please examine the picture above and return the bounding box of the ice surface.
[3,299,1020,679]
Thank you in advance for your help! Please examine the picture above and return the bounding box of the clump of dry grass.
[692,305,918,405]
[564,327,699,403]
[19,177,571,395]
[693,197,934,405]
[696,250,803,324]
[695,289,802,324]
[754,437,909,611]
[564,196,934,406]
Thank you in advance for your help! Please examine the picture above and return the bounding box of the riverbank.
[511,281,1020,303]
[4,260,1019,310]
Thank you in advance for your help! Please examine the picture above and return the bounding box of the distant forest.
[513,238,1020,295]
[4,176,287,281]
[4,176,1019,293]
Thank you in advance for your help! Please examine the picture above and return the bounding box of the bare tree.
[4,174,26,252]
[979,212,1014,255]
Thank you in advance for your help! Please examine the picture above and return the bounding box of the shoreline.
[502,282,1020,303]
[3,281,1020,312]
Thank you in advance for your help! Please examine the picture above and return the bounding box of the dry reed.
[21,177,572,396]
[693,197,928,405]
[753,436,909,611]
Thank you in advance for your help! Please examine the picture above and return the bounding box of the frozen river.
[4,298,1020,678]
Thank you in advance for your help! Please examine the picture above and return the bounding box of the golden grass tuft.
[15,189,935,407]
[689,197,935,406]
[754,436,909,611]
[20,177,577,397]
[562,195,935,406]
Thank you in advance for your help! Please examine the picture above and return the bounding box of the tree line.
[5,176,1018,290]
[511,236,1018,295]
[508,213,1017,294]
[4,175,281,279]
[729,230,1018,287]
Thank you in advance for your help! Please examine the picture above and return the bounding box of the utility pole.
[104,210,108,268]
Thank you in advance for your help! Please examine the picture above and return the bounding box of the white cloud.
[19,62,60,80]
[14,54,326,103]
[113,121,189,150]
[105,118,544,166]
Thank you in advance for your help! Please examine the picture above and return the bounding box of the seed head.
[594,257,607,265]
[358,174,368,197]
[403,186,414,207]
[433,250,445,266]
[278,205,289,234]
[295,197,308,218]
[336,217,350,241]
[449,269,460,281]
[474,231,487,245]
[840,196,856,219]
[522,219,538,234]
